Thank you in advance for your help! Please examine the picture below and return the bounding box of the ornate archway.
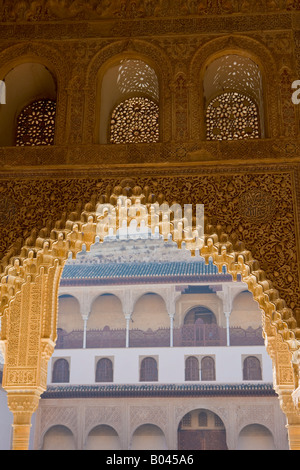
[0,183,300,450]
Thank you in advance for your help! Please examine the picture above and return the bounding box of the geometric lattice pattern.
[110,97,159,144]
[16,99,56,146]
[117,59,159,101]
[206,92,260,141]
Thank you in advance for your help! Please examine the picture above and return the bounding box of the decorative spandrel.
[206,92,260,141]
[110,97,159,144]
[16,99,56,146]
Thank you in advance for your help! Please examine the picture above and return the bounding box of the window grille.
[140,357,158,382]
[201,356,215,381]
[182,413,192,427]
[52,358,69,383]
[198,412,208,427]
[16,99,56,146]
[95,358,113,382]
[110,97,159,144]
[206,92,260,141]
[185,356,200,381]
[243,356,262,380]
[214,415,224,428]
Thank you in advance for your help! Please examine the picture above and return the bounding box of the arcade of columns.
[0,0,300,450]
[57,280,247,349]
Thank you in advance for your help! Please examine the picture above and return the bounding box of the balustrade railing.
[174,324,227,347]
[56,325,264,349]
[229,326,264,346]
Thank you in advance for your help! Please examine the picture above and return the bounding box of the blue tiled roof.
[61,260,231,285]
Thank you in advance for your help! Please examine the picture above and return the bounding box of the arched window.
[185,356,199,381]
[52,358,69,383]
[16,99,56,146]
[140,357,158,382]
[0,62,57,147]
[203,54,264,140]
[243,356,262,380]
[181,413,191,427]
[95,358,113,383]
[184,306,216,325]
[99,58,159,144]
[214,415,224,428]
[201,356,215,381]
[198,411,208,427]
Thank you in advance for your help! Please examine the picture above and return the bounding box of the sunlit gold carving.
[206,92,260,141]
[110,97,159,144]
[16,100,56,147]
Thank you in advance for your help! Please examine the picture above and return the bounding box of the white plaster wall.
[48,346,273,385]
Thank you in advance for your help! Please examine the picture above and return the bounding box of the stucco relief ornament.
[238,189,276,224]
[0,196,17,226]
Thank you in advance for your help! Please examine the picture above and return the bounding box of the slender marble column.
[125,314,131,348]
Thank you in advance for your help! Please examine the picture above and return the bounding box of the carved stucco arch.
[83,421,122,449]
[0,184,300,450]
[40,423,77,450]
[83,39,173,143]
[90,291,124,313]
[175,403,227,432]
[189,34,280,140]
[129,421,168,446]
[175,402,279,450]
[0,42,69,146]
[236,418,275,443]
[132,290,168,314]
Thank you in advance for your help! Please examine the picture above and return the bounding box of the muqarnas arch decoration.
[0,184,300,450]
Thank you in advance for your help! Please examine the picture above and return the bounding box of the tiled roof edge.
[41,383,276,399]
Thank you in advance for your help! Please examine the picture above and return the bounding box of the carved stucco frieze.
[0,170,299,314]
[129,405,169,437]
[0,0,299,23]
[39,406,78,440]
[84,405,123,438]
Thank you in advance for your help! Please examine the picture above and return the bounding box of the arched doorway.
[178,409,227,450]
